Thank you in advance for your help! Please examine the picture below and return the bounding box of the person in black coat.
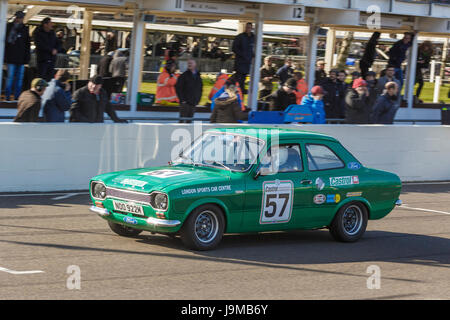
[387,32,413,88]
[359,32,380,79]
[372,82,399,124]
[232,22,254,95]
[4,11,31,100]
[276,58,294,86]
[321,70,345,119]
[97,51,114,78]
[175,59,203,123]
[268,78,297,111]
[69,76,126,123]
[415,41,433,101]
[33,17,58,81]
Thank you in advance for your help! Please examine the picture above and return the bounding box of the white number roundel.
[260,180,294,224]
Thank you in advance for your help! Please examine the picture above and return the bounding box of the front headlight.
[151,192,168,211]
[92,182,106,200]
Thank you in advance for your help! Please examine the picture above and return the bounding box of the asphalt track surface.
[0,183,449,300]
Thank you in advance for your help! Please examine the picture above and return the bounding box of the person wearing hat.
[155,60,179,104]
[69,75,126,123]
[299,85,326,124]
[210,83,248,123]
[14,78,48,122]
[364,71,381,112]
[268,78,297,111]
[345,78,371,124]
[4,11,31,101]
[315,61,327,85]
[41,69,72,122]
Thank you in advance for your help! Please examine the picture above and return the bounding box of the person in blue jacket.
[300,85,326,124]
[41,69,72,122]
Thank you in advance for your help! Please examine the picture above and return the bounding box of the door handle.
[301,179,312,185]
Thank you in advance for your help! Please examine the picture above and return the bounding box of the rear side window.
[306,144,345,171]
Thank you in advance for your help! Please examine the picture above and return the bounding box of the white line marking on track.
[51,193,84,200]
[0,192,88,198]
[398,205,450,215]
[0,267,44,275]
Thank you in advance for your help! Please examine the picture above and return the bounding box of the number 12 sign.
[260,180,294,224]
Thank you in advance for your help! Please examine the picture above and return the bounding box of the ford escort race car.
[89,127,402,250]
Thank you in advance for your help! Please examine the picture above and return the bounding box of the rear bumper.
[89,206,181,228]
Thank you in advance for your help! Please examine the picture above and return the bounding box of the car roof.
[207,127,339,143]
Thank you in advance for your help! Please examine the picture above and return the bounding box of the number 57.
[265,193,290,218]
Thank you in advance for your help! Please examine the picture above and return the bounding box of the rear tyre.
[108,221,143,237]
[180,205,225,251]
[329,202,368,242]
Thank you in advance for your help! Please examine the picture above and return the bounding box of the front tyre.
[180,205,225,251]
[108,221,143,237]
[329,202,368,242]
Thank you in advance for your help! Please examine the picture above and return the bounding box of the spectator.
[276,58,294,86]
[300,85,326,124]
[365,71,381,113]
[155,60,179,104]
[4,11,30,101]
[14,78,48,122]
[104,32,117,54]
[336,70,349,118]
[359,32,381,79]
[387,32,413,88]
[372,82,399,124]
[268,78,297,111]
[293,71,308,105]
[377,65,401,108]
[259,56,277,100]
[315,61,327,85]
[175,59,203,123]
[209,72,229,102]
[41,70,72,122]
[232,22,255,95]
[210,75,244,112]
[322,69,348,119]
[97,51,114,78]
[33,17,58,81]
[56,30,67,54]
[349,71,361,88]
[109,49,129,93]
[345,78,371,124]
[69,75,126,123]
[415,41,434,102]
[210,84,248,123]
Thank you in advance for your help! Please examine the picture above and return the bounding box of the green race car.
[89,127,402,250]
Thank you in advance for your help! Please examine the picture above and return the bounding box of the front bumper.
[89,206,181,229]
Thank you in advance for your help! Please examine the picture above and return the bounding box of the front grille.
[106,187,150,204]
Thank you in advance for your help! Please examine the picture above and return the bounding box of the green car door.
[242,141,312,232]
[302,140,363,227]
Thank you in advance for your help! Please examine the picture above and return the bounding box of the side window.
[260,144,303,174]
[306,144,344,171]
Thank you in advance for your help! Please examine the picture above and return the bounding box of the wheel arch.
[334,197,372,219]
[183,198,229,231]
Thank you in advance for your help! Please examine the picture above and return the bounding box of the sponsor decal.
[140,170,189,178]
[120,179,147,188]
[329,176,359,187]
[347,162,361,170]
[123,216,138,225]
[181,185,232,195]
[326,194,341,204]
[260,180,294,224]
[346,191,363,197]
[315,177,325,191]
[313,194,326,205]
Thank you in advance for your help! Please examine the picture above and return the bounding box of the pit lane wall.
[2,123,450,192]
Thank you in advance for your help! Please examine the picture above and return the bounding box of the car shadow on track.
[136,229,450,270]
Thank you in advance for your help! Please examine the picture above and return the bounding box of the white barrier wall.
[1,123,450,192]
